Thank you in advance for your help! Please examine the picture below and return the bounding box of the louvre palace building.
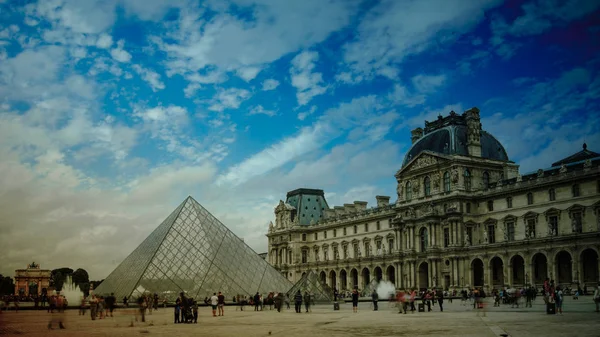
[266,108,600,293]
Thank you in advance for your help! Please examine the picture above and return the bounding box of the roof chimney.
[411,127,424,144]
[375,195,391,208]
[353,201,368,211]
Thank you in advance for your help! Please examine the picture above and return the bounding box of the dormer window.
[443,171,450,192]
[424,176,431,196]
[405,181,412,200]
[483,171,490,189]
[464,169,471,191]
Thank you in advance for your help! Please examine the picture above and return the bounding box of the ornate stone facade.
[14,262,51,296]
[267,109,600,293]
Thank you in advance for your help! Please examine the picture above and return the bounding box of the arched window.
[443,171,450,192]
[420,227,428,252]
[424,176,431,196]
[405,181,412,200]
[548,188,556,201]
[527,192,534,205]
[464,169,471,191]
[483,171,490,189]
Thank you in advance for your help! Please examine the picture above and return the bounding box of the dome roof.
[402,125,509,167]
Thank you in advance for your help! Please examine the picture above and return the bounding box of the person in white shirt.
[210,293,218,317]
[593,282,600,313]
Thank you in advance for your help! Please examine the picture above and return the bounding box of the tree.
[50,268,74,291]
[0,275,15,295]
[72,268,89,285]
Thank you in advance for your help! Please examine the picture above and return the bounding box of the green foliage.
[0,274,15,295]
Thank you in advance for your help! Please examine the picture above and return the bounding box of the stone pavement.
[1,297,599,337]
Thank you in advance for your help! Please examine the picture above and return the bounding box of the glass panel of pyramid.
[286,270,334,302]
[95,196,293,301]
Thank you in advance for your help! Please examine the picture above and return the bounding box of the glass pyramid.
[95,196,293,301]
[286,270,334,302]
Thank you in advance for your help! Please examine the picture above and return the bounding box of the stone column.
[597,257,600,282]
[571,257,579,284]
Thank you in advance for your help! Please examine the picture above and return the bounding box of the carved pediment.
[523,211,539,219]
[483,218,497,225]
[567,204,585,212]
[502,214,518,222]
[386,233,395,239]
[374,235,383,241]
[396,152,448,177]
[340,240,348,246]
[351,238,360,244]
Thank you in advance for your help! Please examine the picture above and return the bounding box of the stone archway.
[340,269,347,290]
[374,266,383,282]
[532,253,548,286]
[329,270,337,290]
[386,265,396,286]
[556,251,572,285]
[320,271,326,284]
[471,258,484,287]
[490,256,504,287]
[511,255,525,287]
[581,249,599,286]
[418,262,429,290]
[350,269,358,289]
[361,267,371,288]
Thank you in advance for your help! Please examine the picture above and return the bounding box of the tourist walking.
[594,282,600,312]
[556,286,564,315]
[371,290,378,311]
[48,293,66,330]
[192,300,198,323]
[89,295,98,320]
[210,293,218,317]
[438,290,444,312]
[352,289,359,313]
[217,291,225,316]
[294,291,302,313]
[254,293,261,311]
[106,293,116,317]
[303,291,311,313]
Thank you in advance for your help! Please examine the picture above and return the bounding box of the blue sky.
[0,0,599,279]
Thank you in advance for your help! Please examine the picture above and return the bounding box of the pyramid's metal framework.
[286,270,334,302]
[95,196,293,301]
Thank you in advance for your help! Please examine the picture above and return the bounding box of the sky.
[0,0,599,280]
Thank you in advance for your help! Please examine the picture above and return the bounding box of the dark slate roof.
[551,143,600,167]
[285,188,330,226]
[402,125,509,167]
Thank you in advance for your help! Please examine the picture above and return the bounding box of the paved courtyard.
[1,298,599,337]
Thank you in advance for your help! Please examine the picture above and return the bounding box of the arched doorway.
[350,269,358,289]
[329,270,337,290]
[581,249,599,285]
[532,253,548,286]
[556,251,572,285]
[472,259,484,287]
[320,271,326,284]
[511,255,525,287]
[418,262,429,290]
[386,265,396,286]
[28,282,38,296]
[374,266,383,282]
[340,270,347,290]
[490,256,504,287]
[362,268,371,288]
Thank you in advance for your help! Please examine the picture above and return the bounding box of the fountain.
[376,280,396,299]
[59,275,85,307]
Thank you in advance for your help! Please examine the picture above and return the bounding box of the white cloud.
[248,105,277,117]
[411,74,447,93]
[110,40,132,63]
[290,50,328,105]
[388,84,425,108]
[340,0,502,82]
[132,64,165,92]
[236,66,262,82]
[96,33,113,49]
[216,95,400,186]
[208,88,252,112]
[262,79,280,91]
[297,105,317,121]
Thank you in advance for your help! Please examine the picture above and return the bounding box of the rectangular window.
[364,223,369,232]
[314,233,317,240]
[343,227,347,236]
[301,250,308,263]
[389,219,393,228]
[388,239,394,253]
[324,231,327,239]
[487,200,494,212]
[506,222,515,242]
[466,203,471,213]
[364,242,370,257]
[376,241,381,250]
[333,247,339,260]
[333,229,337,238]
[526,219,536,239]
[302,234,306,241]
[443,227,450,247]
[549,216,558,236]
[353,225,357,234]
[488,225,496,244]
[376,221,380,230]
[466,227,473,245]
[506,197,513,208]
[572,184,580,197]
[527,193,534,205]
[353,244,359,258]
[572,212,582,233]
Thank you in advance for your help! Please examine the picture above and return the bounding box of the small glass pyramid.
[95,196,293,301]
[286,270,334,302]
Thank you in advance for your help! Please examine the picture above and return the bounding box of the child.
[192,301,198,323]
